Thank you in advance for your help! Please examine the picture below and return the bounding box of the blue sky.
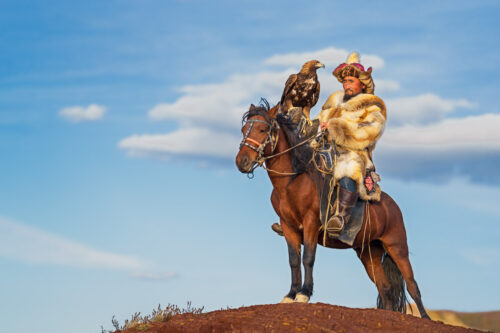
[1,1,500,332]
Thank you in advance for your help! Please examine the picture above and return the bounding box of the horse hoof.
[280,296,294,303]
[294,293,310,303]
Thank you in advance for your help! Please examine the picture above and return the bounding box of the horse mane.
[276,115,314,180]
[242,99,319,184]
[241,98,271,124]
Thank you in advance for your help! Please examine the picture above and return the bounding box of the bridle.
[239,110,318,178]
[239,115,279,176]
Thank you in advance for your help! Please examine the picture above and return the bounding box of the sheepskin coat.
[316,90,386,200]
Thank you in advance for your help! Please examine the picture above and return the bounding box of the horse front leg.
[280,220,302,303]
[295,214,318,303]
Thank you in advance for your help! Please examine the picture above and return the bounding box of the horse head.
[235,100,279,174]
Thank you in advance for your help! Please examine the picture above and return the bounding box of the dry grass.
[101,302,204,332]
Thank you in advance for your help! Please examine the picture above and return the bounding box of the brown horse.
[235,101,430,319]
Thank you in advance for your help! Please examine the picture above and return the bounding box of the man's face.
[343,76,365,97]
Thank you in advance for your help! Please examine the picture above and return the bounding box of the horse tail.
[376,252,409,313]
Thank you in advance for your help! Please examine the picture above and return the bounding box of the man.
[314,52,386,237]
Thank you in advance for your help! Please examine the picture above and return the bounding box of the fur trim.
[334,151,364,183]
[347,52,360,64]
[333,150,381,201]
[333,52,376,94]
[342,93,386,118]
[327,118,347,146]
[320,91,344,111]
[359,182,381,201]
[325,95,385,150]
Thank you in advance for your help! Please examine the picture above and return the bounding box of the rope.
[322,175,336,247]
[252,132,317,177]
[261,134,315,162]
[261,164,299,176]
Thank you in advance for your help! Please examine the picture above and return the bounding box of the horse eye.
[260,129,266,133]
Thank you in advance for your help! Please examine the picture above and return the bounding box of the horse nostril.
[236,154,252,172]
[242,155,249,167]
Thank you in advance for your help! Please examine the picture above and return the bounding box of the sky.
[1,1,500,332]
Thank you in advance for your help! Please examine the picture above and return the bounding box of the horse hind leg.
[383,242,431,319]
[355,242,395,311]
[378,251,409,313]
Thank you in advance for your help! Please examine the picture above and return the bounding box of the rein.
[259,136,316,176]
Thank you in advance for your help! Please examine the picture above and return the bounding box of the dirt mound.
[116,303,487,333]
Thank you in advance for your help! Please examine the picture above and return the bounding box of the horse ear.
[249,104,256,110]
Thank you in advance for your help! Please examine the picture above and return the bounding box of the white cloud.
[146,47,397,130]
[59,104,106,122]
[0,217,146,271]
[375,113,500,184]
[148,70,288,128]
[386,94,476,126]
[263,47,385,70]
[120,46,499,185]
[380,113,500,151]
[119,127,240,159]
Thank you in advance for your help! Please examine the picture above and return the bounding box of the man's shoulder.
[344,93,386,118]
[322,90,344,110]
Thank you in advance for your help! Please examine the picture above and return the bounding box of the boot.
[326,186,358,237]
[271,223,284,236]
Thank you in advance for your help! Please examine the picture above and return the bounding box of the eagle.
[280,59,324,120]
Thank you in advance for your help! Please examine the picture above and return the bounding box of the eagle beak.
[317,62,325,69]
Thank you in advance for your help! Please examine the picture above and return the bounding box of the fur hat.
[333,52,375,94]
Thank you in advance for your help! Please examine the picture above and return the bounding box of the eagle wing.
[311,80,320,107]
[280,74,298,105]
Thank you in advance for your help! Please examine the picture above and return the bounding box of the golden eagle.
[280,60,324,119]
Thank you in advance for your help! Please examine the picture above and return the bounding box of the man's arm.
[327,106,385,151]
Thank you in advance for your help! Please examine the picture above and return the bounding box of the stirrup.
[326,215,345,237]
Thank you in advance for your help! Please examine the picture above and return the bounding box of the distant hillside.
[408,304,500,332]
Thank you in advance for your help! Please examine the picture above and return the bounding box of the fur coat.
[316,90,386,201]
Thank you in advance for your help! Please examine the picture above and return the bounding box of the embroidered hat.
[333,52,375,94]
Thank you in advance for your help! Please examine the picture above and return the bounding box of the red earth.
[116,303,488,333]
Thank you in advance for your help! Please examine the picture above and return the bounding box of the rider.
[271,52,386,237]
[315,52,386,237]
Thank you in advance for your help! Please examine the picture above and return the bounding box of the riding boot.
[271,222,284,236]
[326,178,358,238]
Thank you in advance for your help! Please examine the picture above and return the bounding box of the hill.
[114,303,488,333]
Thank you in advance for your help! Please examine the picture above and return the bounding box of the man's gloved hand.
[288,107,303,124]
[311,131,324,149]
[276,112,287,124]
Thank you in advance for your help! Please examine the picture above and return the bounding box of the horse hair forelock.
[242,98,271,124]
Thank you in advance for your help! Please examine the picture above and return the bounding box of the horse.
[235,100,430,319]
